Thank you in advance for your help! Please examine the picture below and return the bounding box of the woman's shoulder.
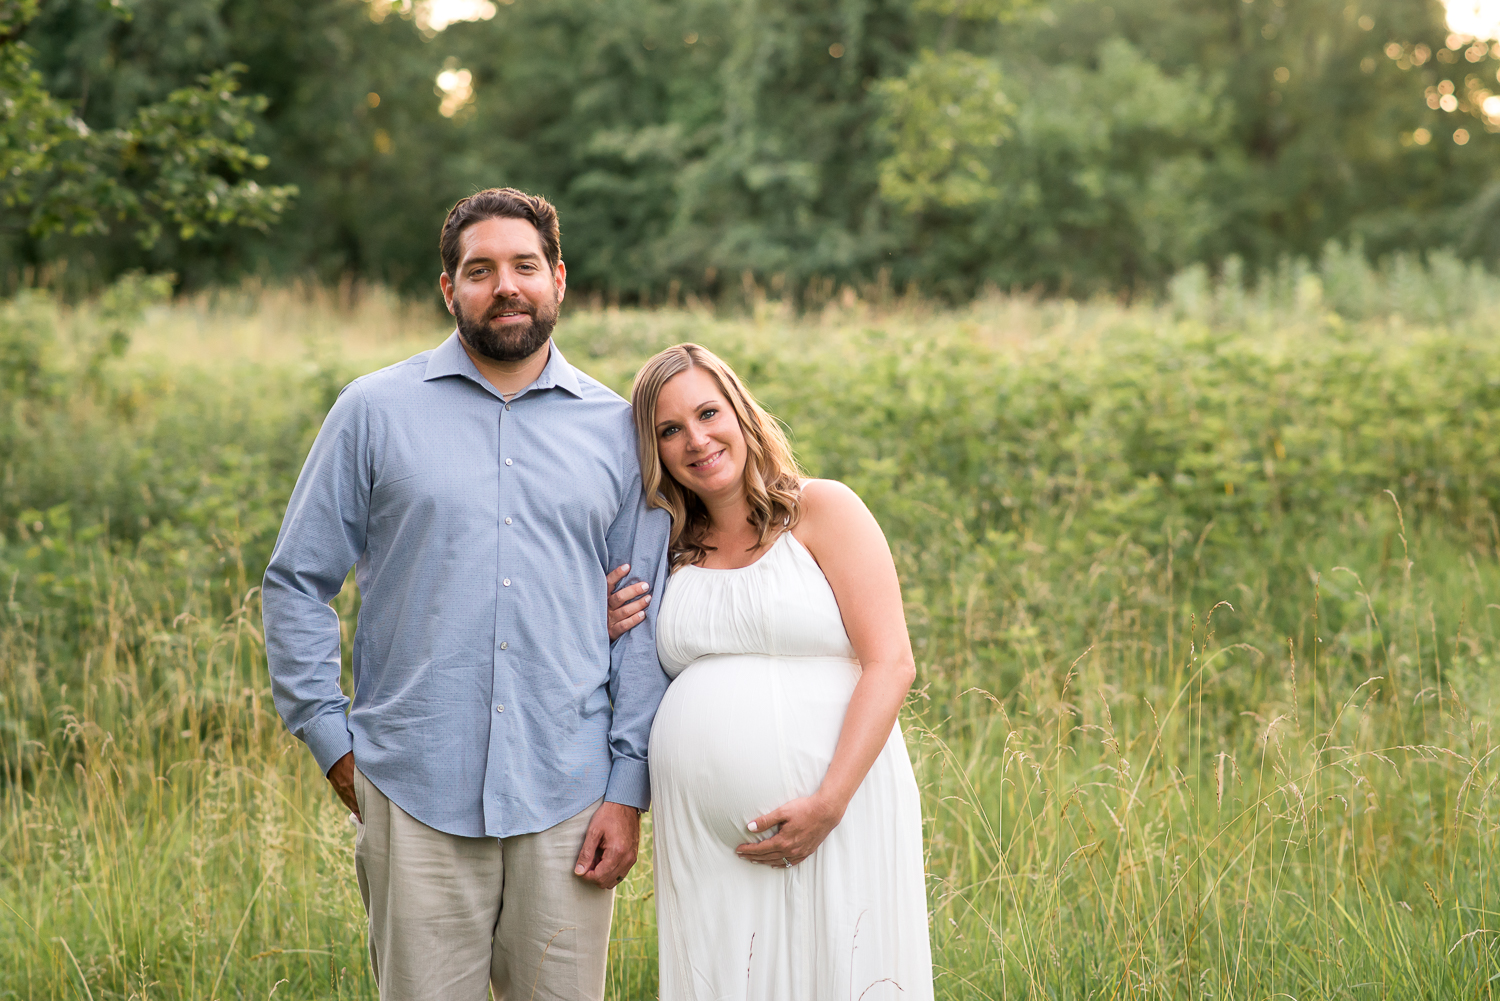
[789,478,891,582]
[797,477,864,513]
[793,478,878,541]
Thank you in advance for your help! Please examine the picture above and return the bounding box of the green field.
[3,253,1499,999]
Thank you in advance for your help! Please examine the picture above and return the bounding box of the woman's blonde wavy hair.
[631,343,803,572]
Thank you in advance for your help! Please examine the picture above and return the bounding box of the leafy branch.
[0,0,294,249]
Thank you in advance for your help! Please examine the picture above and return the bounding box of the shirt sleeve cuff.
[303,712,354,774]
[604,757,651,812]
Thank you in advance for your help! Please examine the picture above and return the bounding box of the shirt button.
[496,704,505,713]
[503,578,511,586]
[505,404,511,411]
[500,641,508,650]
[505,458,513,466]
[504,517,512,525]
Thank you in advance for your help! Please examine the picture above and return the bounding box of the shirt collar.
[529,340,584,398]
[423,331,583,400]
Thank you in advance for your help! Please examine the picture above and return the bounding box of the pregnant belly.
[649,653,859,851]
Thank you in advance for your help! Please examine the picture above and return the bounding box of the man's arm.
[263,382,372,806]
[600,482,672,810]
[575,470,670,888]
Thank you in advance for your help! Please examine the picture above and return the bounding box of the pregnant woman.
[621,343,932,1000]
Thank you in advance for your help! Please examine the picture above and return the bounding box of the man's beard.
[454,292,559,362]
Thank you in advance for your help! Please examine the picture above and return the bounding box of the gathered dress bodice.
[656,531,857,677]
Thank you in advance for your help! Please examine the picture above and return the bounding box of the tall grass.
[2,258,1498,998]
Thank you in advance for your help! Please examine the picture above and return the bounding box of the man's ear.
[439,272,456,316]
[554,260,567,303]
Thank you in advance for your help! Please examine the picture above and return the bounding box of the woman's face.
[654,366,747,507]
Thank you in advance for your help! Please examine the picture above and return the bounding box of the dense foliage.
[0,0,293,269]
[2,270,1498,997]
[5,0,1500,297]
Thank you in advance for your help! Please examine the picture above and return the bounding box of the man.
[263,187,669,1001]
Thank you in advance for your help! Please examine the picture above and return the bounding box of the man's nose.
[492,268,521,298]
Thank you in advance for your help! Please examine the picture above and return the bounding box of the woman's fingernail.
[621,565,630,573]
[747,821,758,832]
[640,582,650,591]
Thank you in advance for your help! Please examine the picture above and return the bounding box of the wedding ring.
[782,857,791,868]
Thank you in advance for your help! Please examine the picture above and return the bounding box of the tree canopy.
[0,0,294,284]
[4,0,1498,299]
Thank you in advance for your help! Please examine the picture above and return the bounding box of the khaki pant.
[352,769,614,1001]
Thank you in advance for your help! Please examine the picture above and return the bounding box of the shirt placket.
[487,395,517,834]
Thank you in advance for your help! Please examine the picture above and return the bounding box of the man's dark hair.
[440,187,561,279]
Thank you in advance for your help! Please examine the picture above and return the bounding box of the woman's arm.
[735,478,917,867]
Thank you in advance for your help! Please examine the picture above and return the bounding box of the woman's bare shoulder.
[797,477,868,519]
[791,479,894,587]
[793,478,880,552]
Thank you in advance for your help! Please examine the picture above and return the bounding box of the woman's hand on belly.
[735,793,846,868]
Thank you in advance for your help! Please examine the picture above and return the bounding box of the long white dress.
[650,531,934,1001]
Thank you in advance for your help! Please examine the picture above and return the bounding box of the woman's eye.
[659,426,678,438]
[700,408,717,420]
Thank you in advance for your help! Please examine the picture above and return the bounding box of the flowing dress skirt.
[650,652,932,1001]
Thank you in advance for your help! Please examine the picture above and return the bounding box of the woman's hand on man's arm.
[606,564,652,641]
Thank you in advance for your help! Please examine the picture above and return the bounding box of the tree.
[0,0,293,285]
[440,0,918,299]
[10,0,1496,300]
[875,0,1500,293]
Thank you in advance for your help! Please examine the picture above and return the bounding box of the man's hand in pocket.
[327,751,360,822]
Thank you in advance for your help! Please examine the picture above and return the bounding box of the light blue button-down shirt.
[263,333,671,839]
